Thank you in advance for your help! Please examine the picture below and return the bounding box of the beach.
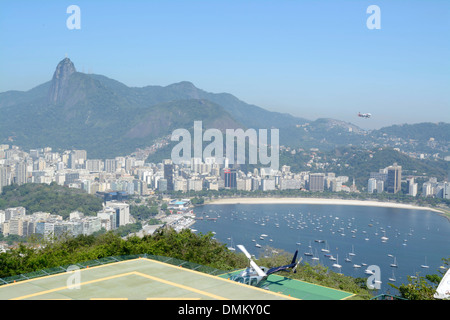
[205,197,446,215]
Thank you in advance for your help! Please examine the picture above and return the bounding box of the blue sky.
[0,0,449,129]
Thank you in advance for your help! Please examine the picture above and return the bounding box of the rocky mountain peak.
[48,57,76,104]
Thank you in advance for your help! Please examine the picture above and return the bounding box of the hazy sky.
[0,0,449,129]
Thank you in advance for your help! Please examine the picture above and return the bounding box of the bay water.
[191,203,450,295]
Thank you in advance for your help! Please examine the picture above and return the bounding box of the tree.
[389,257,449,300]
[191,197,204,205]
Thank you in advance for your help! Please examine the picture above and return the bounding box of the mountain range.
[0,58,448,159]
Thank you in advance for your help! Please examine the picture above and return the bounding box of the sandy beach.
[205,197,446,214]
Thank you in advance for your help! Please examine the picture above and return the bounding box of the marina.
[191,202,450,294]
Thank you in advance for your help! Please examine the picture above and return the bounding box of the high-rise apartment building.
[0,166,8,193]
[368,178,377,193]
[69,150,87,169]
[105,159,117,173]
[308,173,325,192]
[86,159,103,172]
[65,172,80,185]
[443,182,450,199]
[407,177,418,197]
[105,202,130,228]
[15,162,28,185]
[386,163,402,194]
[163,161,174,191]
[224,168,237,189]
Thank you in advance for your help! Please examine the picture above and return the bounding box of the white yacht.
[332,255,342,269]
[348,245,356,257]
[390,256,398,268]
[364,268,374,275]
[421,256,430,268]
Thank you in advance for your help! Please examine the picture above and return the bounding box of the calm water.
[191,203,450,294]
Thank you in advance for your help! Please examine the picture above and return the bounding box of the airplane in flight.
[229,244,301,288]
[358,112,372,118]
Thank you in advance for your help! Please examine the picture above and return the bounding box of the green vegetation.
[280,146,449,190]
[190,197,205,205]
[0,69,245,159]
[0,228,245,278]
[114,222,143,237]
[2,59,449,160]
[0,234,28,245]
[130,204,159,221]
[376,122,450,143]
[0,183,103,219]
[0,228,374,299]
[1,226,447,299]
[388,257,450,300]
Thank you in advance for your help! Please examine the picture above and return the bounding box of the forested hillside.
[280,146,449,189]
[0,183,103,218]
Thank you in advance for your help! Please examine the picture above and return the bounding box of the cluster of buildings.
[0,145,150,195]
[368,162,450,199]
[1,144,448,241]
[0,202,131,239]
[420,177,450,199]
[161,158,355,193]
[368,163,403,194]
[0,145,356,197]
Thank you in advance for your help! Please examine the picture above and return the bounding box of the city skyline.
[0,142,447,197]
[0,0,449,130]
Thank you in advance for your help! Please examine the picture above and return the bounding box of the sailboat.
[348,245,356,257]
[304,241,313,256]
[421,256,429,269]
[390,256,398,268]
[332,254,342,269]
[344,254,351,263]
[389,270,396,282]
[227,237,236,251]
[364,268,374,275]
[321,241,330,253]
[312,249,320,261]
